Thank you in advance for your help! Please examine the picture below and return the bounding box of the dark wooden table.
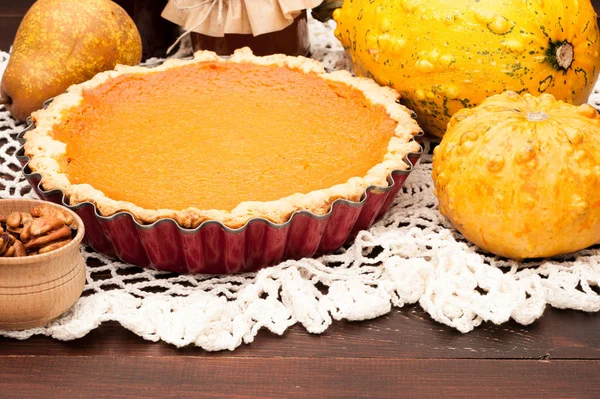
[2,2,600,398]
[1,306,599,398]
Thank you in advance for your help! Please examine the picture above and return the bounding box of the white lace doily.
[1,17,599,350]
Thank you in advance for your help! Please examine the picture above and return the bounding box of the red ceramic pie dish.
[17,116,422,274]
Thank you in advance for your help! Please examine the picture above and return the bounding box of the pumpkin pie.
[23,48,422,229]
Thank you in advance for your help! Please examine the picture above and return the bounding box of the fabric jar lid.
[162,0,323,38]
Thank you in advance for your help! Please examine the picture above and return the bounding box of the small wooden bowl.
[0,199,86,330]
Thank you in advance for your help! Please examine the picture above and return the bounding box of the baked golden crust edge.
[23,48,422,229]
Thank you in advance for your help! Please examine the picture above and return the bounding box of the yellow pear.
[0,0,142,121]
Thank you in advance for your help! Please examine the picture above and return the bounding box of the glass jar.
[190,11,310,57]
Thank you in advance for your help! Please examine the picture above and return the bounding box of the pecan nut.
[11,240,28,257]
[4,245,16,257]
[5,212,33,235]
[20,216,64,242]
[23,224,72,250]
[38,239,72,254]
[29,216,66,237]
[30,204,77,229]
[0,232,16,257]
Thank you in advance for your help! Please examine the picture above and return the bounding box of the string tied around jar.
[166,0,224,54]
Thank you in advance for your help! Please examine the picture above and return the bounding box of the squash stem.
[556,43,574,70]
[527,111,550,122]
[0,96,11,105]
[546,40,574,71]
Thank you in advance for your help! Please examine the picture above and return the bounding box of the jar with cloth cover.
[162,0,323,56]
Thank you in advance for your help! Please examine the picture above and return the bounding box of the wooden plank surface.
[0,357,598,399]
[1,307,599,360]
[1,307,599,398]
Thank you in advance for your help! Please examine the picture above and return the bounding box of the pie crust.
[23,48,422,229]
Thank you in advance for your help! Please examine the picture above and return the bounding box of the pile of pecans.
[0,204,78,257]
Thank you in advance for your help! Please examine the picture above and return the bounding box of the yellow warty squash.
[432,92,600,260]
[334,0,600,137]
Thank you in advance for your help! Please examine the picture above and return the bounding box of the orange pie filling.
[25,50,422,228]
[50,62,398,211]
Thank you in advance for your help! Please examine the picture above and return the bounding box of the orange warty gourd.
[432,92,600,260]
[333,0,600,137]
